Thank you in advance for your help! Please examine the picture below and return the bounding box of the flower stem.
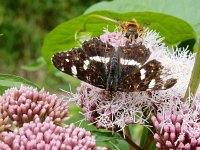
[142,129,154,150]
[125,126,134,150]
[83,14,119,31]
[119,128,142,150]
[184,40,200,100]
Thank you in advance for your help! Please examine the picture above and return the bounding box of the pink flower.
[0,86,69,131]
[0,108,12,132]
[0,116,106,150]
[152,95,200,149]
[74,82,151,130]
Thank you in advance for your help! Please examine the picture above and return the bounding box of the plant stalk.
[184,40,200,101]
[119,129,142,150]
[125,126,134,150]
[142,128,154,150]
[83,14,119,31]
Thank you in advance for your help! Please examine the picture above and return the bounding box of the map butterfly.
[52,38,177,95]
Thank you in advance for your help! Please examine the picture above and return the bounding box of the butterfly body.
[106,49,120,93]
[52,38,177,95]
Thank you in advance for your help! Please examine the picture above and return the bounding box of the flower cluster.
[0,86,69,131]
[75,82,151,130]
[0,116,106,150]
[0,106,12,132]
[152,94,200,149]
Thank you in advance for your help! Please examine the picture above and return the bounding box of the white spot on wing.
[140,68,146,80]
[90,56,110,63]
[65,58,69,62]
[83,60,90,70]
[148,79,156,89]
[71,65,77,76]
[103,57,110,63]
[162,85,165,89]
[90,56,99,62]
[120,58,140,66]
[61,67,64,71]
[160,75,164,79]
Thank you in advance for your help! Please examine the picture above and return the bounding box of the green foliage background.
[0,0,106,92]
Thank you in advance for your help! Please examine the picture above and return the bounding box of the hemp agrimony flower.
[0,86,69,132]
[0,116,106,150]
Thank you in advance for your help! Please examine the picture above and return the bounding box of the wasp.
[120,20,144,42]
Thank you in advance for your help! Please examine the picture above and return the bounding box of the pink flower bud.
[0,116,106,149]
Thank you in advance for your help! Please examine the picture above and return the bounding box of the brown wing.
[82,38,114,58]
[52,48,107,89]
[118,43,151,80]
[118,59,177,92]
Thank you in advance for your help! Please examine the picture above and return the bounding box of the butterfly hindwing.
[118,44,151,79]
[118,59,177,92]
[119,44,151,64]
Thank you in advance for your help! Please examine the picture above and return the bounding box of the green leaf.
[140,127,148,147]
[54,71,80,86]
[84,0,200,39]
[117,139,129,150]
[0,74,40,94]
[93,131,129,150]
[129,124,145,143]
[149,141,157,150]
[66,104,97,131]
[93,131,119,142]
[184,40,200,100]
[21,57,46,71]
[42,11,196,69]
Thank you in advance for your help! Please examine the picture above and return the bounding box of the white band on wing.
[90,56,110,63]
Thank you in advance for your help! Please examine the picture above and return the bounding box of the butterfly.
[52,38,176,95]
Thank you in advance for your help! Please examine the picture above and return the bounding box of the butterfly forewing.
[82,38,116,77]
[52,48,107,89]
[82,38,114,58]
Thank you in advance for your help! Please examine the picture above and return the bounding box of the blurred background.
[0,0,109,92]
